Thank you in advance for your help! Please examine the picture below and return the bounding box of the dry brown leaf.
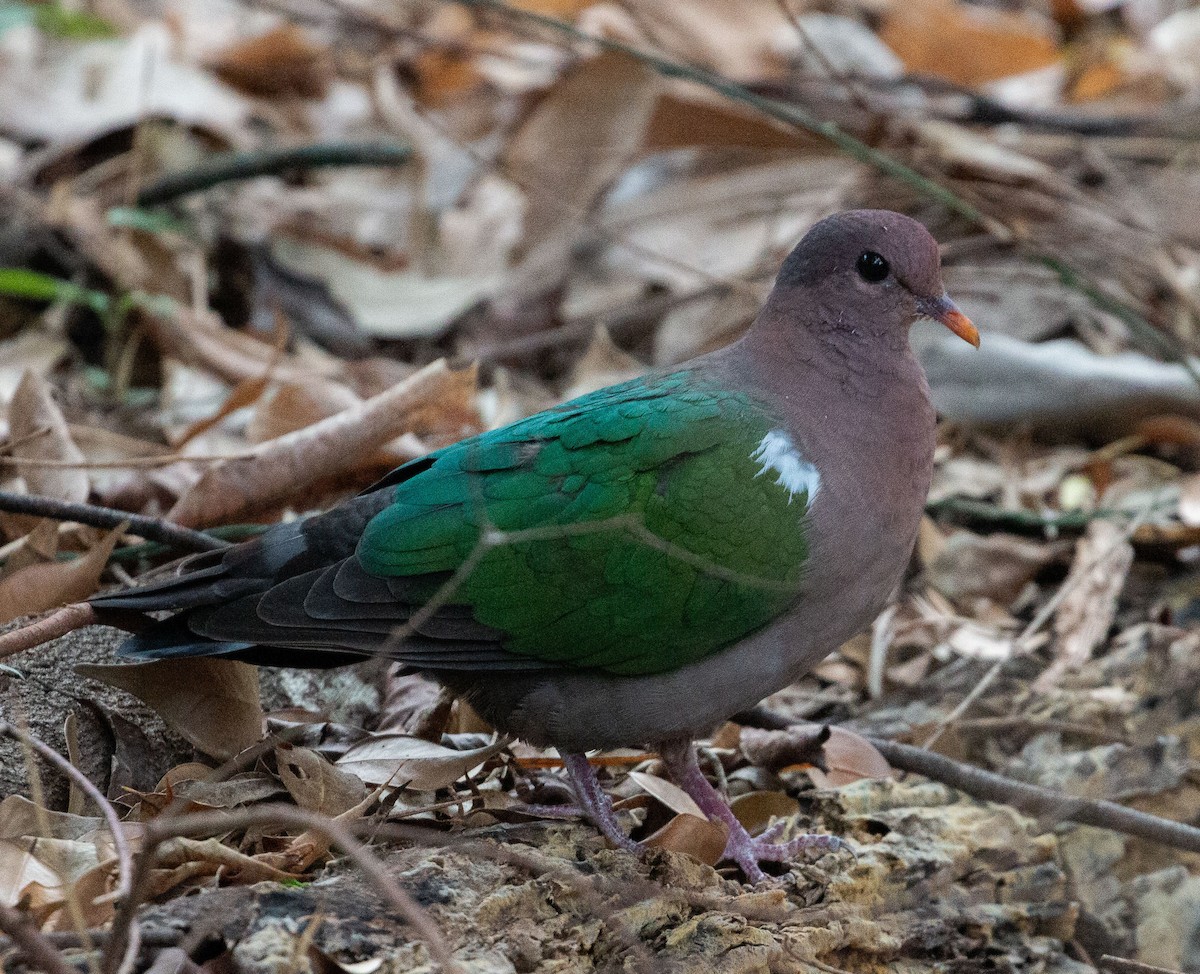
[626,770,705,818]
[1035,520,1134,691]
[645,91,806,153]
[579,0,793,81]
[276,746,366,817]
[880,0,1059,87]
[807,728,894,789]
[76,659,263,761]
[42,859,116,930]
[561,327,646,401]
[7,369,88,503]
[0,838,63,907]
[167,359,470,528]
[503,51,658,256]
[177,773,288,810]
[247,382,345,444]
[0,796,101,841]
[2,519,59,573]
[210,24,334,99]
[642,812,727,866]
[926,530,1066,604]
[0,524,123,624]
[335,733,508,790]
[739,724,892,787]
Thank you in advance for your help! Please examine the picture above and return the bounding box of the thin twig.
[136,140,413,207]
[0,603,98,661]
[1100,956,1185,974]
[0,720,135,903]
[0,492,228,553]
[0,903,76,974]
[0,720,140,974]
[103,805,459,974]
[735,708,1200,855]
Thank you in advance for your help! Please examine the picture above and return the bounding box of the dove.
[93,210,978,881]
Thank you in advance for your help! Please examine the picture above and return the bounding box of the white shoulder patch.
[750,429,820,504]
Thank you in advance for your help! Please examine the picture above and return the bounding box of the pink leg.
[562,753,642,854]
[658,739,845,883]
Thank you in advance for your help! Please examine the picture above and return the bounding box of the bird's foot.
[658,739,846,884]
[561,753,643,854]
[720,820,847,884]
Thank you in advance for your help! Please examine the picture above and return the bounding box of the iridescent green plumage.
[358,372,812,676]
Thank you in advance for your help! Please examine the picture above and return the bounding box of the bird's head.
[773,209,979,350]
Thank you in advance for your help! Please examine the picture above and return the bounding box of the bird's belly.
[441,580,879,751]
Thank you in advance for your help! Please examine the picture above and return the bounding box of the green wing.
[357,372,812,676]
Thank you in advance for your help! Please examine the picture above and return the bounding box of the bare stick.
[0,720,136,903]
[735,709,1200,855]
[135,140,413,207]
[0,903,76,974]
[0,491,228,553]
[1100,956,1185,974]
[104,804,459,974]
[0,603,98,661]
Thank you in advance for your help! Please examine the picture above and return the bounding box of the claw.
[658,739,850,883]
[755,820,789,844]
[724,829,848,882]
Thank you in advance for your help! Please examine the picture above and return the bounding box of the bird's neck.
[714,300,935,444]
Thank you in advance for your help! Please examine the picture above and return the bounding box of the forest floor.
[3,0,1200,971]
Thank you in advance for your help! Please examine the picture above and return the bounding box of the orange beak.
[919,294,979,348]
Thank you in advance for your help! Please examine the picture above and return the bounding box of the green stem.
[136,140,413,207]
[926,496,1173,534]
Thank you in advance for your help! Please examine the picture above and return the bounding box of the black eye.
[856,251,889,283]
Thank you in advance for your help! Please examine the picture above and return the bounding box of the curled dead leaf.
[503,51,659,255]
[642,812,727,866]
[276,745,366,817]
[7,369,88,503]
[807,728,893,789]
[76,658,263,761]
[0,524,124,625]
[739,724,892,788]
[1036,519,1134,691]
[335,733,509,791]
[626,770,704,818]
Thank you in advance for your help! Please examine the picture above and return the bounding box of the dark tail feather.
[117,619,369,669]
[117,618,255,660]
